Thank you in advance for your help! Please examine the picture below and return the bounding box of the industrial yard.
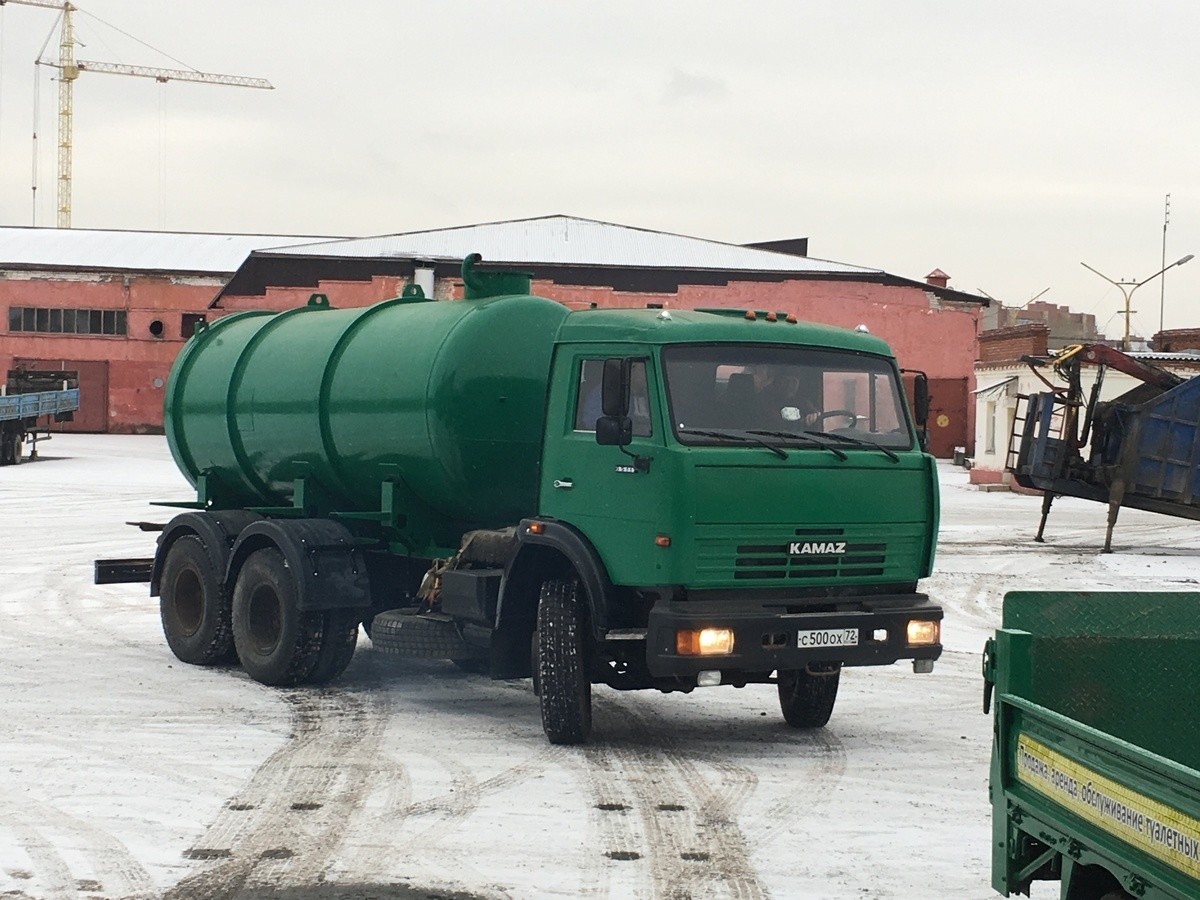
[1,435,1197,900]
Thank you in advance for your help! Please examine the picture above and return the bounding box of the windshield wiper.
[747,430,848,461]
[802,429,900,462]
[679,428,788,460]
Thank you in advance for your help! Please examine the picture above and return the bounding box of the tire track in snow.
[0,790,156,899]
[162,687,387,900]
[751,729,848,853]
[582,694,767,900]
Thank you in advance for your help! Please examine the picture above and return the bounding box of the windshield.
[662,344,914,450]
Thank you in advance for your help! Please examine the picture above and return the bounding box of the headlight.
[906,619,940,647]
[676,628,735,656]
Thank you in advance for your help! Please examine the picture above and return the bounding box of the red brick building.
[3,217,988,454]
[0,228,338,432]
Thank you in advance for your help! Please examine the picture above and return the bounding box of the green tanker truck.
[97,255,943,744]
[985,591,1200,899]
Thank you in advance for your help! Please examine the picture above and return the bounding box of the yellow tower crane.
[0,0,273,228]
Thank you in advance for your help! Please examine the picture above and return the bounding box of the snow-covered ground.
[1,435,1197,900]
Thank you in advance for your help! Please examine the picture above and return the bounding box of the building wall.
[4,267,984,449]
[0,271,222,432]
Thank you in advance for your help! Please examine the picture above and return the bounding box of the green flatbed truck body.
[986,591,1200,899]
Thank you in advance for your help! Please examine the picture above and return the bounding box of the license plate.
[796,628,859,649]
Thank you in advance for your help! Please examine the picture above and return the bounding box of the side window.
[573,358,652,437]
[574,359,605,431]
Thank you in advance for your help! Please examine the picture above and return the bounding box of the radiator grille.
[695,524,918,584]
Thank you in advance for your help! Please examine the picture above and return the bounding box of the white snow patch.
[0,439,1195,899]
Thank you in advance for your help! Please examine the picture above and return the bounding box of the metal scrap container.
[1120,376,1200,510]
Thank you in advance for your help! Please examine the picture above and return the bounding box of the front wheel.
[778,664,840,728]
[536,579,592,745]
[232,548,323,686]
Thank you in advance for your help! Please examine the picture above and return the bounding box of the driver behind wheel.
[750,365,820,426]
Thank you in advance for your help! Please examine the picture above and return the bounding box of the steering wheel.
[817,409,859,428]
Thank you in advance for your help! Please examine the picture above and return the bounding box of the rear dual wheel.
[231,548,357,686]
[160,535,236,666]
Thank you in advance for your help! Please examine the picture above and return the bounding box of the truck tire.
[536,578,592,745]
[0,433,16,466]
[159,534,236,666]
[777,664,840,728]
[232,548,323,686]
[303,610,360,685]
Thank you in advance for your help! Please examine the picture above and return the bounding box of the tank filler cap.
[657,309,672,320]
[855,323,870,333]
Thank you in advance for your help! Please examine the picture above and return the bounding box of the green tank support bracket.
[248,476,321,518]
[153,470,222,510]
[461,252,532,299]
[307,293,331,308]
[330,479,409,529]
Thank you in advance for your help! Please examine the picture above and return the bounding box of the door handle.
[553,479,574,489]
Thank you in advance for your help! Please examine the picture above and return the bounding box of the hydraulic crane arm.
[1053,343,1183,391]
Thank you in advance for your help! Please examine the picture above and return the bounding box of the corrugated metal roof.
[0,226,342,275]
[264,215,882,275]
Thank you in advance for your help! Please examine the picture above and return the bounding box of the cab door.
[538,348,670,586]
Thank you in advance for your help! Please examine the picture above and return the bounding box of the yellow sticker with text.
[1016,734,1200,882]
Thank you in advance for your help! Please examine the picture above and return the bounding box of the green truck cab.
[97,256,943,744]
[985,591,1200,899]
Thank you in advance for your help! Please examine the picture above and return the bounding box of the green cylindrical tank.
[164,282,570,554]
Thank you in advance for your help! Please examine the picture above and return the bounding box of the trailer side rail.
[0,388,81,422]
[991,629,1200,899]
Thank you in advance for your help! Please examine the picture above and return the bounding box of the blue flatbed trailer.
[0,387,80,465]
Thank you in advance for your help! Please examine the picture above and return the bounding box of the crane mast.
[56,1,75,229]
[1,0,273,228]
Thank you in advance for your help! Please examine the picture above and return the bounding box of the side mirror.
[602,358,631,417]
[596,415,633,447]
[913,373,930,427]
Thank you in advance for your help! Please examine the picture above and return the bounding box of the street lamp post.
[1081,254,1195,351]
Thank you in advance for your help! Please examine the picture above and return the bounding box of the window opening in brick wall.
[181,313,206,338]
[6,306,128,336]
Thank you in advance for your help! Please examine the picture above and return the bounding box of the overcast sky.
[1,1,1197,335]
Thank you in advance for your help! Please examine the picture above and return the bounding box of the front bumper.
[641,595,943,678]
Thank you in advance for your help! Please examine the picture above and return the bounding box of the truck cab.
[514,306,942,741]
